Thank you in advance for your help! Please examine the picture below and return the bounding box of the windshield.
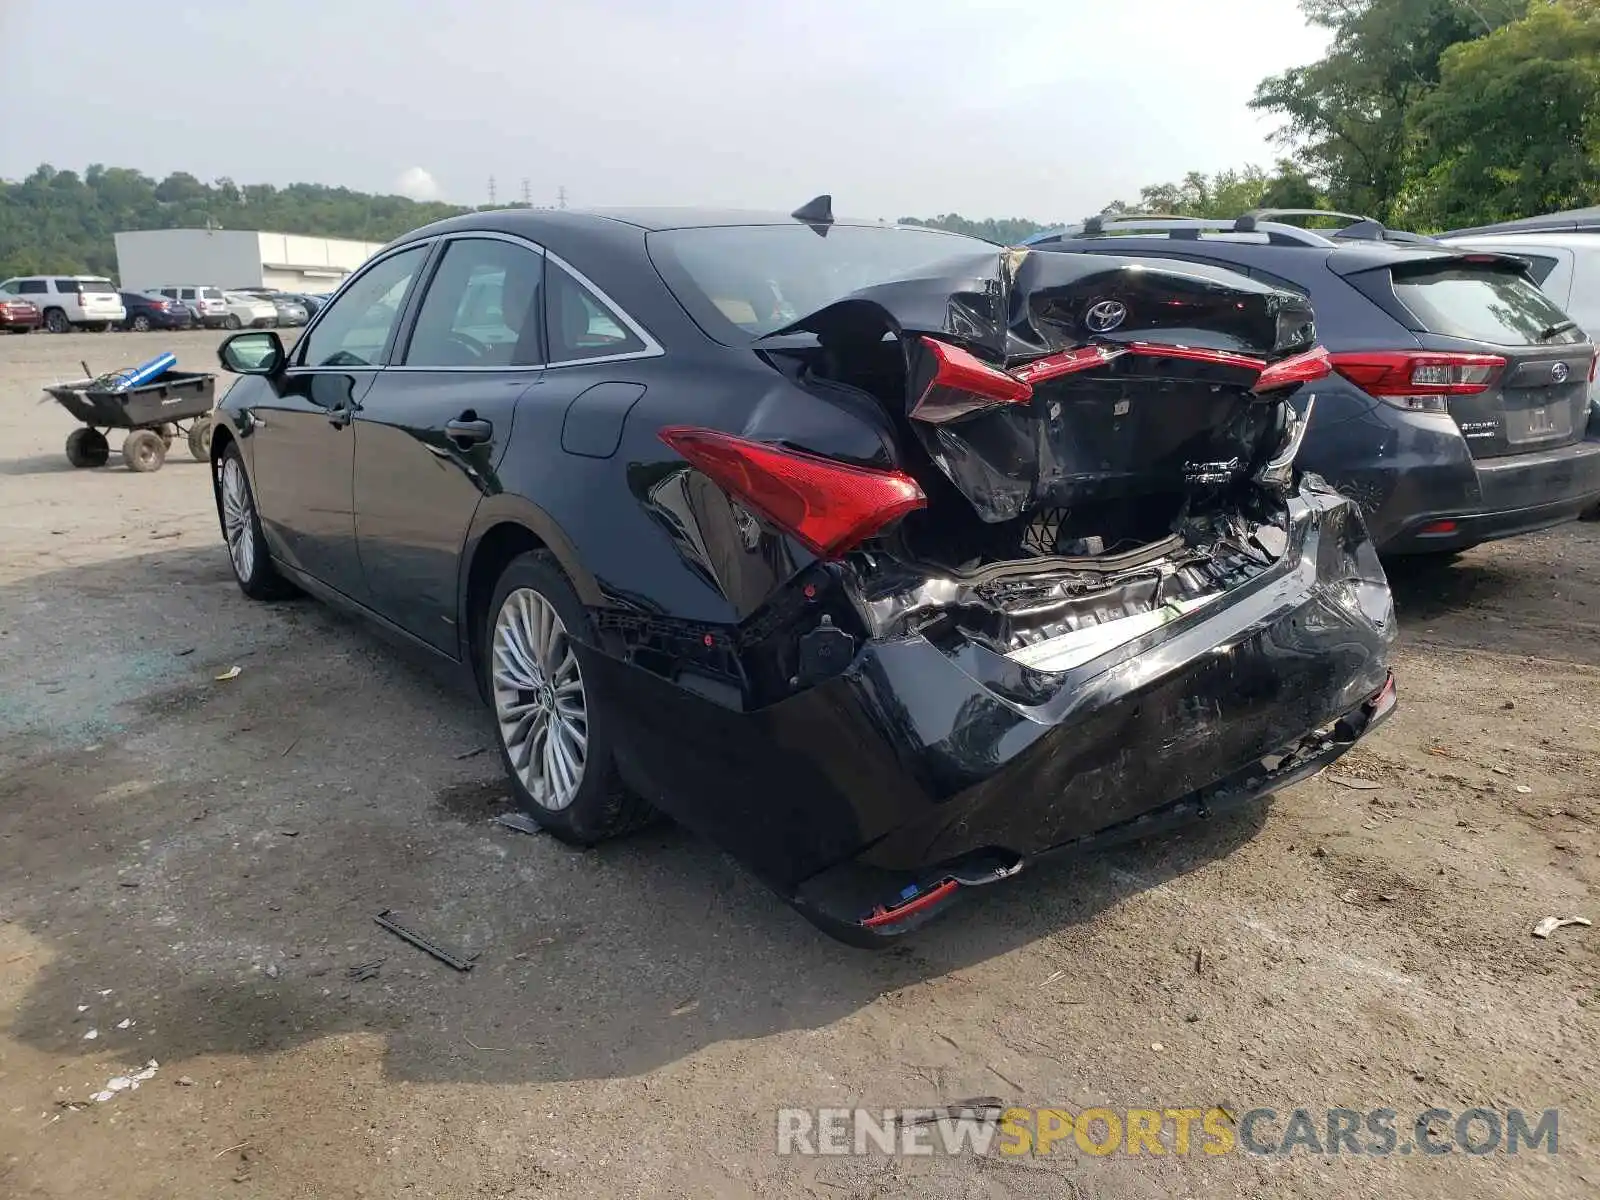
[647,224,995,342]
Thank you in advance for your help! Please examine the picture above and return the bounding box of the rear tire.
[485,551,654,845]
[217,443,296,600]
[65,428,110,468]
[123,429,167,472]
[43,308,69,334]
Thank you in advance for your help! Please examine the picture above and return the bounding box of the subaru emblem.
[1083,299,1128,334]
[1551,361,1570,384]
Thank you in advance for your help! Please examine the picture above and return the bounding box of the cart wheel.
[123,429,168,473]
[158,422,178,449]
[187,417,214,462]
[65,428,110,468]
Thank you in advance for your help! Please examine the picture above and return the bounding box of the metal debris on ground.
[1325,773,1382,790]
[374,910,476,972]
[346,960,383,982]
[1532,915,1591,939]
[899,1098,1005,1127]
[214,666,242,682]
[493,812,542,836]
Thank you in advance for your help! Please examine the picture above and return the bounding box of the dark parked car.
[1022,212,1600,555]
[120,290,193,332]
[207,203,1396,942]
[0,290,41,333]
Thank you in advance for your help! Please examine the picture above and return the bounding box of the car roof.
[394,206,963,245]
[1442,206,1600,238]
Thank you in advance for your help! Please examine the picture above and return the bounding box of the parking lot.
[0,328,1597,1197]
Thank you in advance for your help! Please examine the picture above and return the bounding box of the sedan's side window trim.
[543,250,663,368]
[289,239,439,372]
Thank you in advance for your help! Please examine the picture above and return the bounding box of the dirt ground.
[0,328,1597,1199]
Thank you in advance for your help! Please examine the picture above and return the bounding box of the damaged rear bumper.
[778,478,1396,937]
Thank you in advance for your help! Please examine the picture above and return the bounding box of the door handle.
[445,416,493,446]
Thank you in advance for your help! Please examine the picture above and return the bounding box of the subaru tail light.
[1329,351,1506,413]
[658,427,926,558]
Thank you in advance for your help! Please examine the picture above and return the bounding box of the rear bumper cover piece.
[590,479,1396,935]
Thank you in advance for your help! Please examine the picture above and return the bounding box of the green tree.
[897,213,1055,243]
[1406,0,1600,228]
[1251,0,1527,220]
[0,163,473,280]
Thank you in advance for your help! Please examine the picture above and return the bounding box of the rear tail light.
[658,426,926,559]
[1328,350,1506,413]
[911,337,1033,422]
[1123,342,1267,372]
[1011,344,1127,385]
[1253,346,1332,392]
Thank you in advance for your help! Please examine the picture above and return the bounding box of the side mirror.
[219,330,285,375]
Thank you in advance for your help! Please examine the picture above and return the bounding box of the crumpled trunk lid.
[775,247,1318,524]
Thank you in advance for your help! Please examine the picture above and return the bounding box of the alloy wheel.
[492,588,587,811]
[220,456,257,582]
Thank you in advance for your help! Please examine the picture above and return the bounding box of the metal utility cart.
[44,368,218,472]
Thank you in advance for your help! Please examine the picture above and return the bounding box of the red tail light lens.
[911,337,1033,422]
[658,426,926,559]
[1253,346,1332,392]
[1329,351,1505,397]
[1123,343,1266,371]
[1328,351,1505,412]
[1012,344,1127,385]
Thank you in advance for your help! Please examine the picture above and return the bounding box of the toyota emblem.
[1083,299,1128,334]
[1551,361,1570,384]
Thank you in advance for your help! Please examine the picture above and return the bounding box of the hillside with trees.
[3,0,1597,277]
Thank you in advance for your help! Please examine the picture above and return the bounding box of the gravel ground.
[1,328,1597,1199]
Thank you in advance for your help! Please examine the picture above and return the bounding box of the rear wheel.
[43,308,69,334]
[123,429,167,472]
[65,428,110,468]
[217,444,296,600]
[485,552,653,844]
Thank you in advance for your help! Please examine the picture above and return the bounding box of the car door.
[246,243,431,602]
[351,234,554,654]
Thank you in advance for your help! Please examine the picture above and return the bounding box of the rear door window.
[1389,262,1586,345]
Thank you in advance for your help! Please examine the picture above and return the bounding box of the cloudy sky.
[0,0,1328,221]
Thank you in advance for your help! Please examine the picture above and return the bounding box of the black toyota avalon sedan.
[208,200,1396,943]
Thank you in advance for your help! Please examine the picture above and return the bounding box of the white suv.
[150,285,230,328]
[0,275,126,333]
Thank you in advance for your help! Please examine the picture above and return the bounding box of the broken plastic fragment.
[1532,915,1591,939]
[214,665,242,681]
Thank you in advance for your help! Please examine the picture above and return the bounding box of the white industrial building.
[113,228,385,295]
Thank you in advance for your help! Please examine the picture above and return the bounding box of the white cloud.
[394,166,440,201]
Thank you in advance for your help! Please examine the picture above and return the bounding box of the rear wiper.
[1539,319,1578,341]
